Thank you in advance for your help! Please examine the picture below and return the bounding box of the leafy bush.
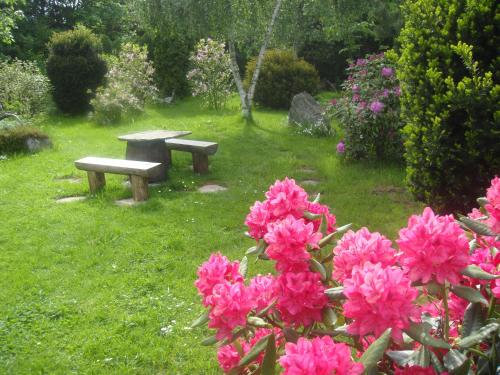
[193,177,500,374]
[333,52,403,160]
[0,125,50,154]
[0,59,52,118]
[46,25,107,114]
[398,0,500,214]
[187,38,233,110]
[244,50,320,109]
[91,43,158,125]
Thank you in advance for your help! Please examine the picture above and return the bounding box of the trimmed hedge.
[46,25,107,114]
[398,0,500,213]
[244,50,320,109]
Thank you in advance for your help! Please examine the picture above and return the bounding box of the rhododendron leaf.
[359,328,392,373]
[310,258,327,281]
[450,285,488,306]
[461,265,500,280]
[283,327,299,343]
[248,316,269,328]
[304,211,322,220]
[459,216,496,236]
[386,350,416,366]
[312,193,321,204]
[201,335,218,346]
[477,197,488,208]
[462,303,486,338]
[239,256,248,277]
[443,349,467,372]
[261,333,276,375]
[318,231,336,248]
[415,345,430,367]
[334,223,353,235]
[325,287,345,300]
[468,239,478,252]
[457,322,500,348]
[320,214,328,235]
[191,311,209,328]
[246,240,266,256]
[238,334,271,367]
[430,350,445,374]
[257,299,277,317]
[322,306,338,327]
[404,322,451,349]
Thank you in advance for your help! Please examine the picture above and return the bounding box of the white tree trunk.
[228,40,251,120]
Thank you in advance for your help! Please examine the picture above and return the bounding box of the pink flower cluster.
[397,207,470,284]
[485,176,500,233]
[279,336,364,375]
[343,262,420,341]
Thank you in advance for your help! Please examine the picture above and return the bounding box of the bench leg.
[192,153,209,174]
[165,149,172,169]
[87,171,105,194]
[130,175,149,201]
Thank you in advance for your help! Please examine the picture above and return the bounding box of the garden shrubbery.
[0,125,50,154]
[398,0,500,214]
[91,43,158,124]
[46,25,107,115]
[244,50,320,109]
[0,59,52,118]
[333,52,403,160]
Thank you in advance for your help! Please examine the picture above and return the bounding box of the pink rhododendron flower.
[279,336,364,375]
[336,141,346,154]
[333,228,397,282]
[352,84,360,93]
[265,215,322,272]
[485,176,500,233]
[343,262,420,341]
[492,279,500,298]
[245,200,271,240]
[369,100,384,113]
[397,207,470,285]
[217,344,242,373]
[276,271,328,327]
[394,86,401,96]
[352,93,361,102]
[394,366,442,375]
[195,252,243,306]
[206,281,253,339]
[265,178,309,218]
[381,67,394,77]
[249,274,277,313]
[448,292,469,321]
[306,201,337,233]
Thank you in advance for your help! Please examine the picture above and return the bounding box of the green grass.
[0,97,421,374]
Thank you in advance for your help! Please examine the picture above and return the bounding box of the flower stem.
[442,284,450,342]
[487,294,496,319]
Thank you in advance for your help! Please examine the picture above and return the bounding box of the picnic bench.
[75,157,161,201]
[165,139,218,174]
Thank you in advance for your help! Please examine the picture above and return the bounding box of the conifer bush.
[46,25,107,115]
[398,0,500,213]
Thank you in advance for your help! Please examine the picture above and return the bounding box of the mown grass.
[0,97,421,374]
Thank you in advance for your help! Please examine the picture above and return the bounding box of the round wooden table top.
[118,130,192,142]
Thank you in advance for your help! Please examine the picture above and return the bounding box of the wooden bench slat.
[75,157,161,177]
[165,139,218,155]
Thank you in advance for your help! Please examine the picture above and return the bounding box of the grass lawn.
[0,97,422,374]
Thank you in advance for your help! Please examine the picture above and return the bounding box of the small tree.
[46,25,106,114]
[187,38,233,110]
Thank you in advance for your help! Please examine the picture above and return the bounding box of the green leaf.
[386,350,416,366]
[261,333,276,375]
[304,211,322,220]
[429,350,445,374]
[404,322,451,349]
[325,286,345,300]
[312,193,321,204]
[443,349,467,372]
[283,327,299,343]
[477,197,488,208]
[322,307,338,327]
[457,322,500,349]
[459,216,496,236]
[248,316,269,328]
[415,345,430,367]
[191,311,209,328]
[319,214,328,235]
[461,303,486,338]
[450,285,489,306]
[318,231,336,248]
[310,258,327,281]
[461,265,500,280]
[257,299,277,317]
[246,240,266,256]
[201,335,218,346]
[359,328,392,374]
[334,223,352,235]
[238,334,271,367]
[239,256,248,277]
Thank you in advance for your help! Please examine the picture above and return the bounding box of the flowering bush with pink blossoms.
[332,52,403,160]
[193,177,500,374]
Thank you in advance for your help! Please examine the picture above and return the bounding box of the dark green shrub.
[398,0,500,214]
[0,125,50,154]
[46,25,107,114]
[244,50,320,109]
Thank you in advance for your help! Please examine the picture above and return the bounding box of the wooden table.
[118,130,191,182]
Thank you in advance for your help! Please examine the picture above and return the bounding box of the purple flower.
[352,94,360,102]
[382,89,390,98]
[352,85,360,93]
[336,141,345,154]
[369,101,385,114]
[381,67,394,78]
[394,86,401,97]
[356,58,367,66]
[330,98,337,106]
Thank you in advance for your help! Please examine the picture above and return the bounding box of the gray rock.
[198,184,228,193]
[115,198,144,207]
[56,196,86,204]
[25,137,52,153]
[288,92,330,135]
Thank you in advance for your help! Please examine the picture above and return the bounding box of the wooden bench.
[75,157,162,201]
[165,139,218,174]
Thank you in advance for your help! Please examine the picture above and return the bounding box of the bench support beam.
[87,171,106,193]
[130,175,149,201]
[192,153,209,174]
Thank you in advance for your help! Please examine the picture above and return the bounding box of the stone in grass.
[115,198,145,207]
[56,196,86,203]
[301,179,320,186]
[25,137,52,153]
[288,92,330,135]
[198,184,228,193]
[297,167,316,174]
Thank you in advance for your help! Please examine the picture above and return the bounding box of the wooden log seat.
[74,157,162,201]
[164,139,218,174]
